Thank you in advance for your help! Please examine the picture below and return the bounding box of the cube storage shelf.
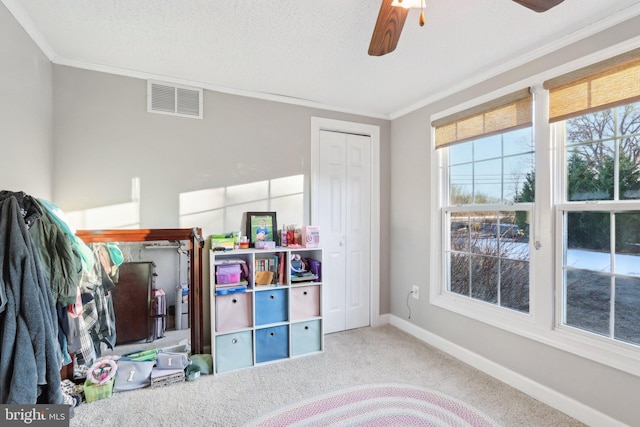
[210,247,323,374]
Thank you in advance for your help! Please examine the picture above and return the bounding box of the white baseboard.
[389,314,624,427]
[377,313,391,325]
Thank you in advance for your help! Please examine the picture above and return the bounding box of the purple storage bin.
[216,264,241,284]
[307,259,321,281]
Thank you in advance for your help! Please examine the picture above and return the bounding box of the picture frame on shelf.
[246,212,277,247]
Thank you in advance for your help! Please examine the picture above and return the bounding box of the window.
[435,90,534,314]
[555,103,640,346]
[547,49,640,348]
[431,48,640,374]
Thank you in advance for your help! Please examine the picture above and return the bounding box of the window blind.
[432,88,532,149]
[544,47,640,123]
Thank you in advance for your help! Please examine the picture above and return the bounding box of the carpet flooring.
[70,325,586,427]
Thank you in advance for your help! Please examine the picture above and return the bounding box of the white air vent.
[147,80,203,119]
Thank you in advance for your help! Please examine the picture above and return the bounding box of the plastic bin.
[84,378,114,403]
[216,264,241,284]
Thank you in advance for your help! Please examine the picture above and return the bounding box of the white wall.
[390,14,640,426]
[0,0,392,345]
[0,3,52,198]
[50,65,392,343]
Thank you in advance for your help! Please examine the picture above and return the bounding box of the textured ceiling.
[4,0,640,118]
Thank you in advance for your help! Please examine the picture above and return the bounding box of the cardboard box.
[302,226,320,248]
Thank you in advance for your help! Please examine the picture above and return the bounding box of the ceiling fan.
[368,0,565,56]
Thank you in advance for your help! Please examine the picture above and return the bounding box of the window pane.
[614,212,640,272]
[471,212,498,255]
[449,164,473,204]
[499,211,529,261]
[471,255,498,303]
[567,141,615,201]
[566,110,615,145]
[565,269,611,337]
[450,212,470,252]
[449,141,473,165]
[566,211,611,260]
[449,253,470,296]
[504,153,534,203]
[619,135,640,200]
[500,259,529,313]
[475,159,502,203]
[473,134,501,161]
[614,275,640,345]
[617,103,640,137]
[503,127,533,157]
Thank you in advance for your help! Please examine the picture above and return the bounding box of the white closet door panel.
[318,130,371,333]
[345,134,371,330]
[319,130,347,334]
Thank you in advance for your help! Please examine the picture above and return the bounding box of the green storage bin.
[215,331,253,373]
[291,320,321,356]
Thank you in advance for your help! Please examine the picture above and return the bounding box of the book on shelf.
[215,281,247,289]
[278,252,285,285]
[254,253,283,285]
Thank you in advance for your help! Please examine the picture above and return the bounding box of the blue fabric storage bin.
[255,288,288,325]
[255,325,289,363]
[215,331,253,373]
[291,320,321,356]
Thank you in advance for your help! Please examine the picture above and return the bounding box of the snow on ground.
[458,236,640,276]
[566,249,640,277]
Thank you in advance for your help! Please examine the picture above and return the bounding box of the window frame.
[430,83,640,378]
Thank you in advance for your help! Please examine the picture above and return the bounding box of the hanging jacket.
[0,196,63,404]
[28,203,82,306]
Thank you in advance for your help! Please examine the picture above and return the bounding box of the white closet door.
[318,130,371,334]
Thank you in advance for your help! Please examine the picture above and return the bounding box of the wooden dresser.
[112,261,156,344]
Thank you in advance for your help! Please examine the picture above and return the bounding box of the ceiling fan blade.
[512,0,565,13]
[368,0,410,56]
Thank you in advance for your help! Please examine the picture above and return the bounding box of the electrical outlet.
[412,285,419,299]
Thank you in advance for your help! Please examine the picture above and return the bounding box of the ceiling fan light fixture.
[391,0,426,26]
[391,0,421,8]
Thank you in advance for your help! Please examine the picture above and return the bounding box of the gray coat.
[0,196,63,404]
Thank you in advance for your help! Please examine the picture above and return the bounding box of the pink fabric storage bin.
[215,292,252,332]
[290,285,320,321]
[216,264,241,284]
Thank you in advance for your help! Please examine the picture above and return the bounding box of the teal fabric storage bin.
[255,288,287,325]
[255,325,289,363]
[215,331,253,373]
[291,320,321,356]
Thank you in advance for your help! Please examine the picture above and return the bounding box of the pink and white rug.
[246,383,499,426]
